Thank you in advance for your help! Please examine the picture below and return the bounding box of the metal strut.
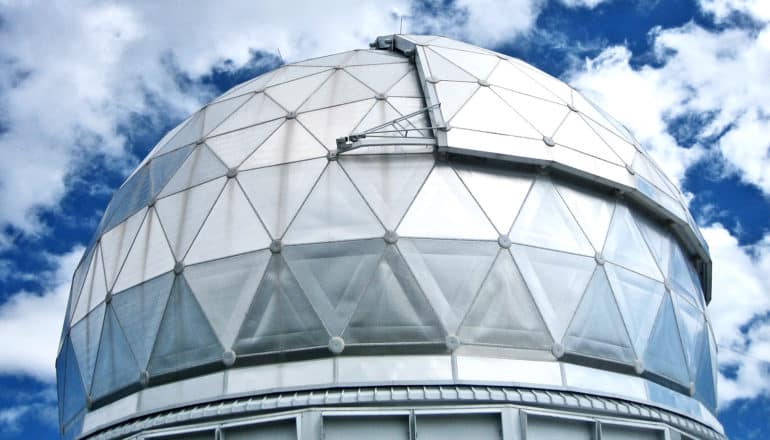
[335,104,440,153]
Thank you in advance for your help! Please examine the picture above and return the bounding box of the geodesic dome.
[56,34,721,440]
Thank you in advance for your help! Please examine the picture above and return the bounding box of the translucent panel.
[668,244,702,307]
[563,267,636,364]
[147,115,189,160]
[387,97,431,132]
[695,327,717,411]
[552,112,622,164]
[185,179,271,265]
[158,144,227,197]
[207,118,284,169]
[402,34,440,45]
[672,292,706,376]
[353,99,402,134]
[297,99,374,151]
[185,250,271,349]
[458,250,552,349]
[602,425,664,440]
[399,238,498,333]
[431,46,499,80]
[554,182,614,251]
[416,414,502,440]
[238,158,326,238]
[111,272,174,369]
[487,60,561,102]
[202,93,252,135]
[239,119,329,170]
[225,420,297,440]
[155,111,203,156]
[340,154,434,230]
[100,165,151,233]
[632,153,674,197]
[70,303,105,392]
[434,81,478,122]
[346,63,412,94]
[430,36,499,55]
[234,254,330,353]
[634,214,672,276]
[603,204,663,281]
[527,416,593,440]
[283,161,384,245]
[398,165,497,240]
[113,209,175,293]
[493,86,570,137]
[266,65,329,86]
[643,291,690,385]
[387,69,422,97]
[101,208,147,292]
[346,49,407,65]
[424,48,476,82]
[209,93,286,137]
[454,163,533,235]
[265,70,334,112]
[148,276,223,375]
[510,178,594,255]
[325,416,409,440]
[149,145,194,196]
[61,338,87,424]
[514,64,572,104]
[584,116,637,165]
[342,245,443,344]
[72,245,107,324]
[295,51,354,67]
[284,239,384,335]
[299,70,374,112]
[155,177,226,260]
[512,245,595,341]
[450,86,541,138]
[67,247,95,321]
[56,349,66,424]
[215,70,276,102]
[90,306,140,399]
[605,263,665,357]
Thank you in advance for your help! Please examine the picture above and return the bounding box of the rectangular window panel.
[602,424,664,440]
[527,415,594,440]
[323,415,409,440]
[224,419,297,439]
[417,413,502,440]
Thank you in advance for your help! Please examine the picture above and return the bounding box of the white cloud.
[0,246,83,381]
[700,0,770,22]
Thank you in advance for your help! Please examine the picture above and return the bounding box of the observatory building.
[57,35,723,439]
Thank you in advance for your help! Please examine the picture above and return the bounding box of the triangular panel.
[668,244,703,307]
[101,209,148,291]
[346,63,412,94]
[398,165,497,240]
[185,179,271,265]
[239,119,327,170]
[643,292,690,386]
[67,247,95,323]
[185,250,271,349]
[552,112,622,164]
[423,48,476,82]
[299,70,374,112]
[434,81,479,122]
[450,86,541,138]
[72,245,107,324]
[148,276,223,375]
[207,118,284,168]
[386,70,422,97]
[353,99,403,135]
[512,245,595,341]
[149,145,194,196]
[214,70,276,102]
[283,161,384,245]
[694,328,717,411]
[493,86,570,137]
[265,70,334,112]
[487,60,562,102]
[69,303,105,394]
[634,214,673,276]
[266,65,330,87]
[295,51,354,67]
[603,204,663,281]
[583,116,637,165]
[155,111,203,156]
[672,292,706,377]
[112,209,175,293]
[554,182,615,252]
[346,50,407,65]
[431,46,498,80]
[458,250,552,349]
[209,93,286,137]
[90,306,140,399]
[158,144,227,197]
[61,338,87,424]
[202,93,253,135]
[297,99,375,151]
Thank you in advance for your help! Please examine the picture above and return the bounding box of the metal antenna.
[399,15,412,34]
[276,47,284,64]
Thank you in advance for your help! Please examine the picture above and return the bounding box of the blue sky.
[0,1,768,439]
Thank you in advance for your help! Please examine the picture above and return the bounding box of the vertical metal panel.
[416,413,503,440]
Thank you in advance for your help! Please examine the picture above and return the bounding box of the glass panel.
[239,119,328,170]
[202,93,252,135]
[398,164,497,240]
[451,86,541,138]
[149,145,194,196]
[563,267,636,364]
[111,272,174,369]
[155,177,226,260]
[417,414,502,440]
[429,36,497,54]
[602,425,663,440]
[283,162,384,245]
[215,70,276,102]
[346,63,411,94]
[284,239,383,336]
[209,92,286,137]
[643,291,690,386]
[633,213,673,277]
[324,416,409,440]
[352,100,403,135]
[113,209,175,293]
[299,70,374,112]
[100,164,151,233]
[90,306,140,399]
[265,70,334,112]
[583,116,637,165]
[61,338,87,424]
[72,245,107,324]
[431,46,498,80]
[668,244,702,307]
[346,49,407,65]
[238,158,327,238]
[387,69,422,97]
[511,244,595,341]
[672,291,706,377]
[101,209,147,292]
[554,181,615,252]
[514,63,572,104]
[603,204,663,281]
[266,65,329,86]
[185,250,271,349]
[552,112,622,164]
[695,325,717,412]
[605,263,664,357]
[148,276,223,375]
[297,99,374,151]
[342,245,443,344]
[399,238,498,333]
[527,415,593,440]
[234,254,330,354]
[487,60,561,102]
[434,81,479,122]
[185,179,271,265]
[56,347,66,425]
[494,86,570,137]
[424,47,476,82]
[158,144,227,198]
[458,250,552,349]
[454,162,533,235]
[207,118,284,169]
[295,51,354,67]
[70,303,105,393]
[225,419,297,440]
[340,154,434,231]
[632,153,675,197]
[155,110,203,156]
[510,177,594,255]
[67,247,95,322]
